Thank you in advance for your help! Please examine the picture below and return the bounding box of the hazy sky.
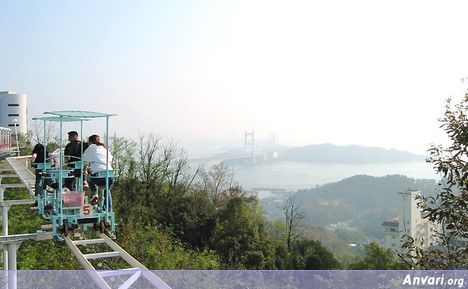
[1,0,468,154]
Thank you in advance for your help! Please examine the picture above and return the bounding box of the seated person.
[64,131,88,190]
[31,143,51,196]
[82,135,113,206]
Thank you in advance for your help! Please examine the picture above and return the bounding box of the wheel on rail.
[63,221,69,236]
[99,219,106,233]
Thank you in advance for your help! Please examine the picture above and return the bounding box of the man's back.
[65,141,88,162]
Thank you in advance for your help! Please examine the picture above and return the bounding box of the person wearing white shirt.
[82,135,114,206]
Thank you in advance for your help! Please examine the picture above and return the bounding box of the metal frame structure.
[0,162,52,289]
[5,157,35,196]
[0,231,53,289]
[2,157,37,271]
[32,111,117,239]
[64,233,171,289]
[6,143,173,289]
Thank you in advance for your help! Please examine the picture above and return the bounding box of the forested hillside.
[295,174,438,237]
[108,135,340,269]
[3,135,343,270]
[257,174,438,265]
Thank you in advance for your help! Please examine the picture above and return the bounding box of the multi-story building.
[381,216,400,251]
[0,91,28,135]
[382,190,434,252]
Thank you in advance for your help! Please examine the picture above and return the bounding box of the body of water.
[226,161,439,191]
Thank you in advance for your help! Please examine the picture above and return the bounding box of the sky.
[1,0,468,155]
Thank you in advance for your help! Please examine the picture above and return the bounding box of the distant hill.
[296,174,438,237]
[260,174,439,264]
[295,174,438,206]
[261,174,438,239]
[278,143,425,163]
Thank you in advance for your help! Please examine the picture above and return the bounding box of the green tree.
[211,192,275,269]
[108,135,223,269]
[111,135,276,269]
[273,240,289,269]
[290,239,340,269]
[401,94,468,269]
[116,220,220,269]
[349,242,405,269]
[157,190,217,248]
[17,131,33,156]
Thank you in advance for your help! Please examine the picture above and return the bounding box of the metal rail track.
[6,156,172,289]
[64,232,172,289]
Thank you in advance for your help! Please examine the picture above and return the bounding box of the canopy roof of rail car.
[44,110,116,119]
[32,116,90,122]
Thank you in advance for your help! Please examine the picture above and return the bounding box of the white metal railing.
[6,156,35,197]
[64,232,172,289]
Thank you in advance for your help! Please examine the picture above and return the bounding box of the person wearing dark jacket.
[31,143,50,196]
[64,131,88,190]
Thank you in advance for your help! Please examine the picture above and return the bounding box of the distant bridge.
[190,149,277,165]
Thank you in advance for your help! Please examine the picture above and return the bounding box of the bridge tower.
[244,131,256,164]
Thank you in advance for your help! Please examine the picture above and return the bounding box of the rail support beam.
[5,242,19,289]
[0,186,10,270]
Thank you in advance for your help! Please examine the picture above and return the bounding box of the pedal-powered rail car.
[33,110,116,239]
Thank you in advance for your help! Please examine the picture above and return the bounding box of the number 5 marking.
[82,204,92,216]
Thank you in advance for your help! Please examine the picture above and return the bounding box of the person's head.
[88,134,100,144]
[88,134,105,147]
[68,131,79,142]
[33,143,45,153]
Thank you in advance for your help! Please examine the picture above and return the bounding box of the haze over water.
[227,161,437,191]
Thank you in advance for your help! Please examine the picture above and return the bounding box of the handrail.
[6,156,36,197]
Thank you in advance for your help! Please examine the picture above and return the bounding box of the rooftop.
[398,189,422,195]
[381,216,399,227]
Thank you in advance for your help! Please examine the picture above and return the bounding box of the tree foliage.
[7,133,344,270]
[290,239,341,269]
[211,191,275,269]
[349,242,405,270]
[111,135,278,269]
[401,94,468,269]
[116,220,219,270]
[270,203,342,269]
[17,131,33,156]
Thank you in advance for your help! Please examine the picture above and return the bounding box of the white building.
[382,190,435,253]
[381,216,400,251]
[0,91,28,135]
[399,190,430,246]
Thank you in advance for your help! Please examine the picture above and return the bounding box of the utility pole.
[13,119,19,156]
